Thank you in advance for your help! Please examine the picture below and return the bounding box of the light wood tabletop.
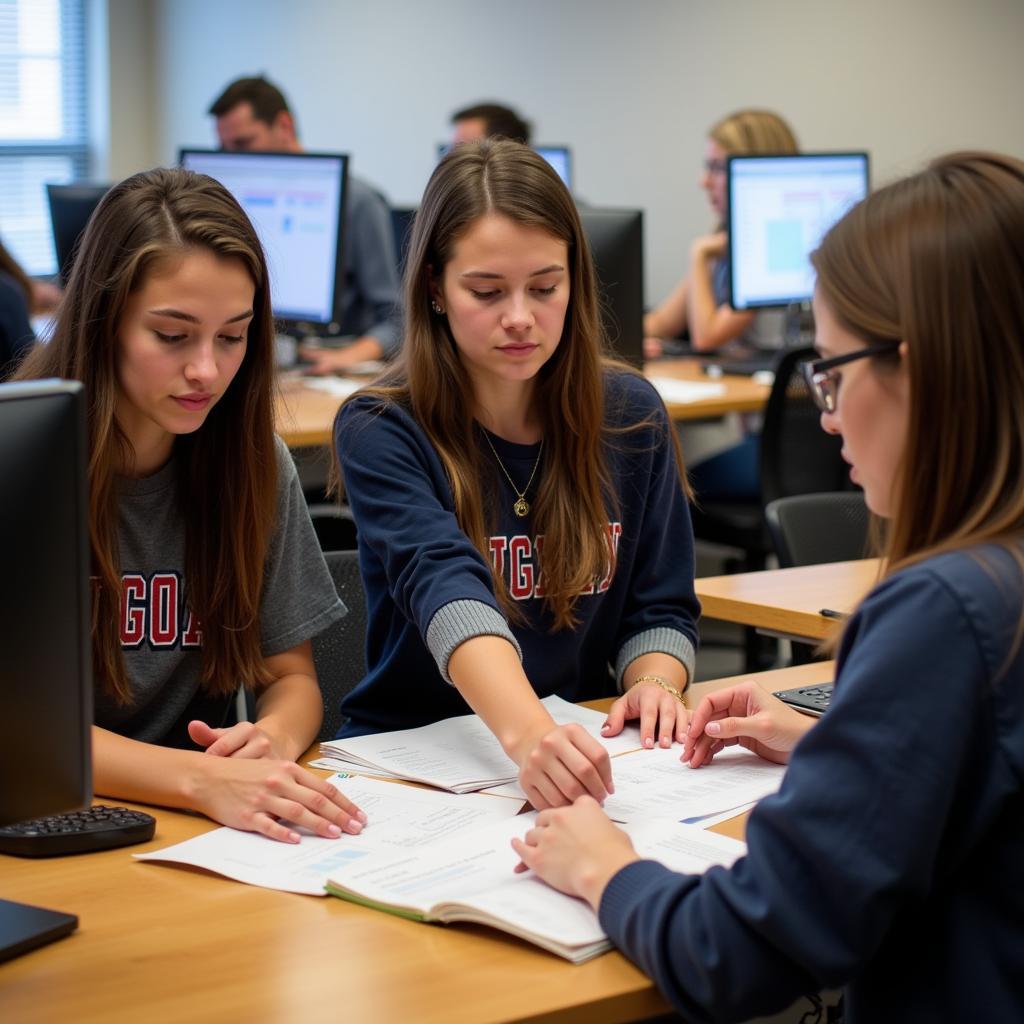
[696,558,882,641]
[0,663,832,1024]
[274,358,772,449]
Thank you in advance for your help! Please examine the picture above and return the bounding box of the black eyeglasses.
[703,158,727,175]
[801,341,901,413]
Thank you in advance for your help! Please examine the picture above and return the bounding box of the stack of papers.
[311,695,641,793]
[648,377,727,404]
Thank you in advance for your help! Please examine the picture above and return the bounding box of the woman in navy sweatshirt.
[334,140,700,810]
[513,151,1024,1022]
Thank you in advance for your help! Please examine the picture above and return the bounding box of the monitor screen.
[534,145,573,190]
[579,207,644,369]
[0,379,92,829]
[46,184,110,286]
[179,149,348,326]
[727,153,870,310]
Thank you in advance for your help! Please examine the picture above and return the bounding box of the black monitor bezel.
[726,151,871,311]
[178,148,349,331]
[45,183,111,286]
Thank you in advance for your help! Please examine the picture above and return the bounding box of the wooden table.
[0,664,831,1024]
[274,358,772,449]
[696,559,881,641]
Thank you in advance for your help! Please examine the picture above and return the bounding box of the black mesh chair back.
[313,550,369,741]
[765,491,871,568]
[759,347,848,507]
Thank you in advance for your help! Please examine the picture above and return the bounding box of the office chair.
[765,491,871,569]
[313,549,369,741]
[391,206,417,275]
[307,502,359,551]
[691,346,849,669]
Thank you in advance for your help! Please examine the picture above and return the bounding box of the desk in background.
[696,559,881,642]
[274,358,772,449]
[0,663,832,1024]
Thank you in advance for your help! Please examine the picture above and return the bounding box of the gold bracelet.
[629,674,685,703]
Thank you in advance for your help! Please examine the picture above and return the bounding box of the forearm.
[254,673,324,761]
[687,255,721,351]
[447,634,554,762]
[92,725,209,809]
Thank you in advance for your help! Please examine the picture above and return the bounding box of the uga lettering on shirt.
[119,572,202,649]
[489,522,622,601]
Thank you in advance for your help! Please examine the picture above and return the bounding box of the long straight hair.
[339,140,683,628]
[14,167,278,702]
[812,151,1024,594]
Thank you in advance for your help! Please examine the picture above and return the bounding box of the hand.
[296,345,357,376]
[513,723,614,810]
[643,336,664,359]
[511,797,639,909]
[690,230,728,264]
[682,681,815,768]
[188,719,286,760]
[189,756,367,843]
[602,680,689,749]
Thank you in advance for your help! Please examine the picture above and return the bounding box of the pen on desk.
[819,608,850,620]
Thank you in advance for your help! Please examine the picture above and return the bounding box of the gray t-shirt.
[94,435,345,746]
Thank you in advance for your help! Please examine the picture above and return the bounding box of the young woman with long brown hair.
[334,140,700,810]
[513,151,1024,1021]
[14,167,365,843]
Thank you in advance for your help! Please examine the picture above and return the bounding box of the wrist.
[503,712,557,766]
[628,673,686,702]
[580,851,640,910]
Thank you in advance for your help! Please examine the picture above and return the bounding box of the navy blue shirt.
[599,545,1024,1023]
[334,369,700,736]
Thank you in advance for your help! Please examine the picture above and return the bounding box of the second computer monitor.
[179,149,348,328]
[579,207,644,369]
[534,145,573,191]
[727,152,870,310]
[46,183,110,285]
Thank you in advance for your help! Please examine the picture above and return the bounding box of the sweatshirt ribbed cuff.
[615,627,696,693]
[598,859,677,944]
[425,599,522,684]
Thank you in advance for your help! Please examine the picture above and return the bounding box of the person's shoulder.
[602,365,665,423]
[0,271,27,309]
[346,175,390,211]
[885,544,1024,600]
[335,389,417,447]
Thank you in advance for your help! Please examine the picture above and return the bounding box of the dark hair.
[451,102,531,145]
[14,167,279,703]
[813,151,1024,618]
[208,75,292,127]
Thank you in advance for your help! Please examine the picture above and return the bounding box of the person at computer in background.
[643,109,798,358]
[450,102,532,145]
[514,151,1024,1022]
[333,140,700,811]
[0,240,38,380]
[13,167,367,844]
[208,76,400,375]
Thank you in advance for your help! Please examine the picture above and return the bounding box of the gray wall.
[105,0,1024,304]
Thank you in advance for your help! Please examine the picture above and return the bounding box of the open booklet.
[134,775,524,895]
[312,694,643,793]
[324,812,746,963]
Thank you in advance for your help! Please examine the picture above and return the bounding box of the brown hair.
[813,151,1024,588]
[451,102,531,145]
[14,167,278,702]
[338,139,685,629]
[208,75,293,130]
[709,109,799,157]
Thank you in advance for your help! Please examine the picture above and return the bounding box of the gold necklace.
[482,431,544,518]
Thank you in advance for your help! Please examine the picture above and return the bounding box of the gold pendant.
[513,497,530,518]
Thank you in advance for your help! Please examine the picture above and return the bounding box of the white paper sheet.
[648,377,727,404]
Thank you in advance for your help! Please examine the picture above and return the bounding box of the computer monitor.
[727,152,870,310]
[179,149,348,330]
[436,142,574,190]
[534,145,573,191]
[46,183,110,285]
[579,207,644,369]
[0,379,92,959]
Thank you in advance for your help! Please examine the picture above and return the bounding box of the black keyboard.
[772,682,834,717]
[0,806,156,858]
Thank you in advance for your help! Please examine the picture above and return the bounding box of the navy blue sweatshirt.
[598,545,1024,1023]
[334,369,700,736]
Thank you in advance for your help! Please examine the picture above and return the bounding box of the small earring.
[431,300,444,315]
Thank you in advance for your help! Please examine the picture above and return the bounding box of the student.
[14,167,365,844]
[334,140,700,810]
[208,76,400,375]
[0,240,36,380]
[512,151,1024,1022]
[644,109,798,358]
[450,102,532,145]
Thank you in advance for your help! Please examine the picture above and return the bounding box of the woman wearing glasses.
[514,151,1024,1022]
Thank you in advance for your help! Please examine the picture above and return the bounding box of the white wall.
[124,0,1024,303]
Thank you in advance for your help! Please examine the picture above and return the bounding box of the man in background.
[450,102,531,146]
[209,76,400,373]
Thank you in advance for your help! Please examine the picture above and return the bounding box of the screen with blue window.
[179,149,348,326]
[727,153,869,310]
